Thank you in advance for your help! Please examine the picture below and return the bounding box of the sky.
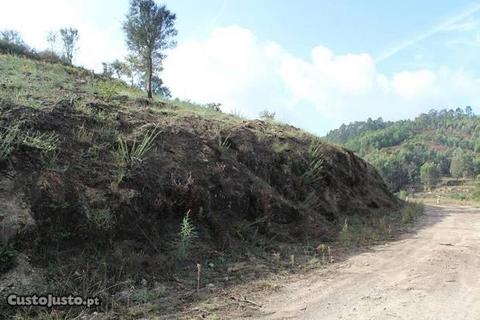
[2,0,480,135]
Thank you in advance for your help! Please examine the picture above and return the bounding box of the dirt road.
[256,205,480,320]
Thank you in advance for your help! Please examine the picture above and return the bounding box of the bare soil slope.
[0,54,399,317]
[254,205,480,320]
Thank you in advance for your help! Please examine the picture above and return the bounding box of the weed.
[22,131,59,152]
[401,201,424,224]
[74,125,94,144]
[216,132,231,151]
[114,128,160,167]
[87,208,115,231]
[302,142,326,185]
[176,210,197,261]
[0,123,20,160]
[338,215,391,247]
[98,81,119,102]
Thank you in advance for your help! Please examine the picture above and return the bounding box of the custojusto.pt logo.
[7,294,101,308]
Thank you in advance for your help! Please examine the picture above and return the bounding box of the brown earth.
[245,205,480,320]
[0,54,399,318]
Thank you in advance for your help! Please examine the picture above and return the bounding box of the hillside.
[0,53,400,318]
[325,109,480,191]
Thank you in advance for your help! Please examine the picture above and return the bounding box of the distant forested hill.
[324,107,480,191]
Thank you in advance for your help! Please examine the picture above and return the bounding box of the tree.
[450,149,473,179]
[151,76,171,98]
[59,27,79,64]
[46,31,58,53]
[0,30,24,45]
[123,0,177,99]
[420,162,439,189]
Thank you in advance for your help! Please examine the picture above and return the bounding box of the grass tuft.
[0,123,21,160]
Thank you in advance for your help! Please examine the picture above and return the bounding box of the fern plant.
[176,210,197,261]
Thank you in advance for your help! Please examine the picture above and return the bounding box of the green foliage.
[0,124,58,160]
[123,0,177,98]
[450,149,473,179]
[59,27,79,64]
[22,131,59,152]
[87,208,115,231]
[0,244,17,273]
[401,202,424,224]
[0,123,20,160]
[472,180,480,200]
[176,210,197,261]
[338,215,390,247]
[420,162,440,188]
[114,128,160,168]
[302,142,326,185]
[397,190,409,200]
[98,81,119,102]
[326,107,480,190]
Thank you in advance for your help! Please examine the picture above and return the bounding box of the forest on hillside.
[325,107,480,191]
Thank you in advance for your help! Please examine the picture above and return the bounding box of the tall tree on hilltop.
[59,27,79,64]
[123,0,177,99]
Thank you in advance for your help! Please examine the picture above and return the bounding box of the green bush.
[98,81,119,102]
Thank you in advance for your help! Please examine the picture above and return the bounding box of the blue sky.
[2,1,480,134]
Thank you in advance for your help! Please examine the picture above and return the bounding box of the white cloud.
[392,70,436,99]
[0,0,127,71]
[163,25,480,134]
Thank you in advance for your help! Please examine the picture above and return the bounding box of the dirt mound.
[0,53,399,317]
[0,102,396,249]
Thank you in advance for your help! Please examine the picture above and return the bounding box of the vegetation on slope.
[0,53,402,318]
[325,108,480,191]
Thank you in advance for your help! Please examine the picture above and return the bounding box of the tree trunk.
[147,54,153,99]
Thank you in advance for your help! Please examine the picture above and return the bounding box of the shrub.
[98,81,119,102]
